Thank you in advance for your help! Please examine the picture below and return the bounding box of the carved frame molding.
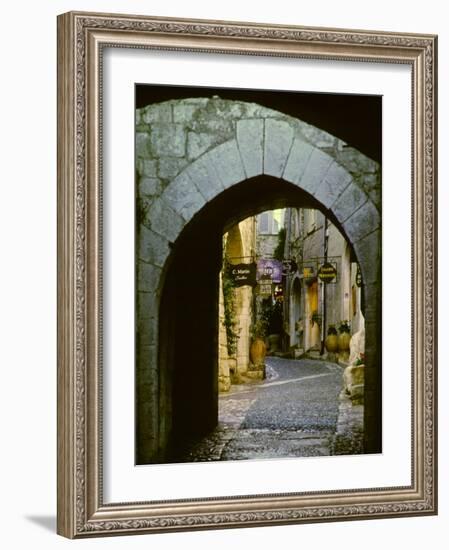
[57,11,437,538]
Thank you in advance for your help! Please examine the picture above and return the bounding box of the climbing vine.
[273,227,286,261]
[222,261,240,356]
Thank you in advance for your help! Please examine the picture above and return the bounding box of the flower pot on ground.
[338,320,351,352]
[325,325,338,352]
[250,338,266,366]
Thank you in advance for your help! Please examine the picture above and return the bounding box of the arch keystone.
[263,119,295,177]
[236,118,264,178]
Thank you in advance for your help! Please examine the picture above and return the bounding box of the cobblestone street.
[177,357,363,462]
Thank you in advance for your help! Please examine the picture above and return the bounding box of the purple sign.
[256,259,283,283]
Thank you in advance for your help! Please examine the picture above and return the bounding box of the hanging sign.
[356,264,363,287]
[282,259,298,275]
[303,265,315,279]
[257,278,272,296]
[256,259,283,283]
[317,262,337,283]
[229,263,257,287]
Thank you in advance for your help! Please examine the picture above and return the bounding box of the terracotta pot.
[338,332,351,352]
[250,338,266,366]
[325,333,338,352]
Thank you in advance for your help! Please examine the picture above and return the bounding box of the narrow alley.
[176,357,361,462]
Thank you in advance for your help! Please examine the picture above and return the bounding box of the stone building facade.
[135,96,381,463]
[218,218,256,392]
[283,208,364,358]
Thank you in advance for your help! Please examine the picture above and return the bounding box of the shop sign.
[229,263,257,287]
[356,264,363,287]
[303,265,315,279]
[282,259,298,275]
[256,259,283,283]
[257,279,272,296]
[317,262,337,283]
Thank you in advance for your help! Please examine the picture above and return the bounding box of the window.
[258,209,285,235]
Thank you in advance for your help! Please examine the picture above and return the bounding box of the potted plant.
[250,317,268,366]
[325,324,338,352]
[338,319,351,352]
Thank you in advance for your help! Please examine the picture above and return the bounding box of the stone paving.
[177,357,364,463]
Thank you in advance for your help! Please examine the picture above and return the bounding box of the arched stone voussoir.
[295,147,335,196]
[183,152,225,202]
[341,199,381,246]
[282,137,314,185]
[331,180,369,225]
[162,170,206,222]
[312,161,353,210]
[138,224,171,268]
[263,118,295,178]
[207,139,247,189]
[353,230,381,286]
[146,197,186,244]
[137,262,163,294]
[236,118,264,178]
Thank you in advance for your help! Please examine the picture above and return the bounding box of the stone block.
[163,172,206,221]
[208,139,246,189]
[186,154,224,201]
[296,147,334,196]
[313,162,352,209]
[331,183,368,224]
[236,118,264,178]
[142,103,172,124]
[137,261,162,293]
[150,124,186,158]
[282,138,314,184]
[138,225,170,267]
[146,197,186,243]
[136,132,151,158]
[337,147,379,174]
[343,200,381,244]
[187,131,217,159]
[158,157,188,180]
[137,316,158,347]
[353,230,381,285]
[136,291,159,320]
[138,177,162,197]
[140,159,158,178]
[173,103,198,124]
[263,118,295,177]
[296,122,337,150]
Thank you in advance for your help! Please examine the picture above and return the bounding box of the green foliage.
[222,261,240,356]
[338,320,351,334]
[273,227,286,261]
[252,298,283,337]
[311,310,322,327]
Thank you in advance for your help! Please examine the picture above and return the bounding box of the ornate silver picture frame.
[57,11,437,538]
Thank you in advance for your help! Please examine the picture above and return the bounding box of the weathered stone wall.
[135,97,381,462]
[218,218,255,392]
[284,208,360,352]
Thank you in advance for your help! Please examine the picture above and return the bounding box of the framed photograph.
[57,11,437,538]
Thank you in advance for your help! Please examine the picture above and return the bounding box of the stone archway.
[136,98,381,463]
